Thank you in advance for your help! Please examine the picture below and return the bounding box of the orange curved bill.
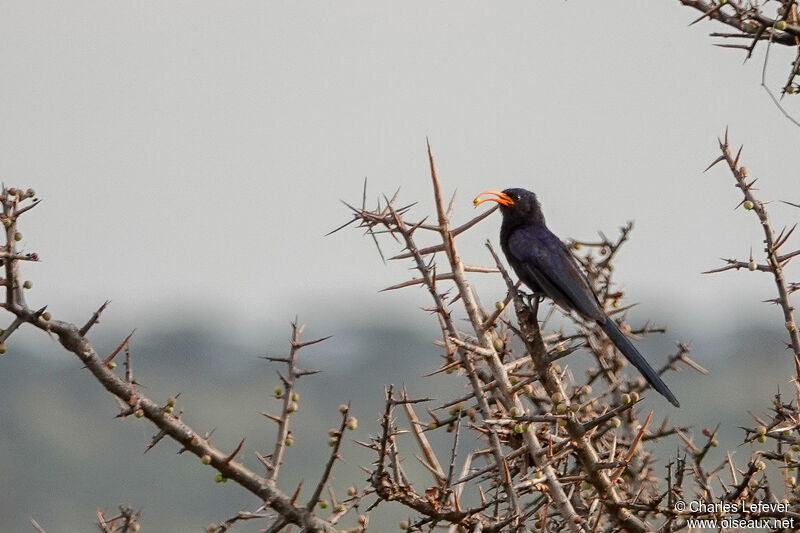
[473,190,514,207]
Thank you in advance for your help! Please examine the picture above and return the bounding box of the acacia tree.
[7,129,800,531]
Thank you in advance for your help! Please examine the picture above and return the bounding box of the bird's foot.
[519,291,544,306]
[515,289,533,306]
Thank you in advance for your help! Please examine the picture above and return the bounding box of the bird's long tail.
[599,316,680,407]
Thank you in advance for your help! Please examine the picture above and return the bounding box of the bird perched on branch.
[474,188,679,407]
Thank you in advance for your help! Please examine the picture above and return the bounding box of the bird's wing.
[507,226,605,321]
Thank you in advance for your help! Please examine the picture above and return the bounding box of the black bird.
[474,188,680,407]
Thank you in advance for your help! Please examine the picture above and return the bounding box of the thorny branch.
[679,0,800,125]
[0,189,352,532]
[704,128,800,357]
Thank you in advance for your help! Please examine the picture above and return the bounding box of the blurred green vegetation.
[0,303,791,531]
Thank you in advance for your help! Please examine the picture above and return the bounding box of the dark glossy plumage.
[475,188,679,407]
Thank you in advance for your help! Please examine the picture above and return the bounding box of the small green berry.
[214,473,226,483]
[347,486,358,497]
[776,20,787,30]
[346,417,358,430]
[285,435,294,446]
[621,393,632,404]
[13,232,21,241]
[164,405,173,414]
[334,504,346,513]
[274,386,283,397]
[319,500,329,509]
[556,403,568,414]
[399,521,409,530]
[0,344,7,355]
[41,312,51,321]
[23,280,32,289]
[757,434,767,443]
[495,301,504,310]
[611,417,621,428]
[135,408,144,418]
[201,454,212,465]
[287,401,298,413]
[291,392,299,402]
[328,437,338,447]
[744,200,754,210]
[167,396,177,407]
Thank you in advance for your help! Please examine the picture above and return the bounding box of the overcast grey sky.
[0,1,798,335]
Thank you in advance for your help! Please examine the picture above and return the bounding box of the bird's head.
[473,188,544,226]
